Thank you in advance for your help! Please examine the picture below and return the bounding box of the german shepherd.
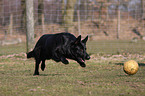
[27,33,90,75]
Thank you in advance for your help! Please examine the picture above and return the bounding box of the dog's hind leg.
[34,59,41,75]
[41,59,45,71]
[33,46,42,75]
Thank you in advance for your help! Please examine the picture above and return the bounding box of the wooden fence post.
[117,9,120,39]
[142,0,145,19]
[77,10,81,35]
[9,14,13,36]
[42,14,45,34]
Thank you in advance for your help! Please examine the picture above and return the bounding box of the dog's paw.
[33,72,39,76]
[62,60,69,64]
[61,57,69,64]
[80,64,86,67]
[41,64,45,71]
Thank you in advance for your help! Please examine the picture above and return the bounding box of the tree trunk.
[26,0,35,52]
[142,0,145,19]
[38,0,44,25]
[62,0,76,31]
[21,0,26,29]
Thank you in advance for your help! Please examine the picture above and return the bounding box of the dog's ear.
[74,35,81,44]
[82,35,88,44]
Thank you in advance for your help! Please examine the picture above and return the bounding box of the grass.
[0,40,145,96]
[87,40,145,55]
[0,43,26,56]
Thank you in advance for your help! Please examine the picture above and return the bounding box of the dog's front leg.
[61,57,69,64]
[77,61,86,67]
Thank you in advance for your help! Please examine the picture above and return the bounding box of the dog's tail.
[27,51,34,58]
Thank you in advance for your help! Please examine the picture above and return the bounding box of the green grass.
[0,40,145,56]
[87,40,145,55]
[0,40,145,96]
[0,43,26,56]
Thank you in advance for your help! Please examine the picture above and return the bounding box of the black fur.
[27,33,90,75]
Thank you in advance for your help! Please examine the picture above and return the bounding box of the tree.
[21,0,26,29]
[26,0,35,52]
[142,0,145,19]
[38,0,44,25]
[62,0,76,31]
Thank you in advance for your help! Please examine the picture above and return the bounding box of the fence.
[0,0,145,54]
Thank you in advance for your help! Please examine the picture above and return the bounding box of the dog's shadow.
[115,63,145,66]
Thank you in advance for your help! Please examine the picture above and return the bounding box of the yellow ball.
[123,60,139,75]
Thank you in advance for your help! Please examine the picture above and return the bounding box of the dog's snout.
[86,55,90,60]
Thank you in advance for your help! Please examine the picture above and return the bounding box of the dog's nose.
[86,55,90,60]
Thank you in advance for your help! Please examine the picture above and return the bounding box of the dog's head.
[70,35,90,67]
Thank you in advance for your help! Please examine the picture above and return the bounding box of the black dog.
[27,33,90,75]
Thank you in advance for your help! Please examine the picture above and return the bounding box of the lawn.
[0,40,145,96]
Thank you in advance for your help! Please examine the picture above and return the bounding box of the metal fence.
[0,0,145,53]
[0,0,144,38]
